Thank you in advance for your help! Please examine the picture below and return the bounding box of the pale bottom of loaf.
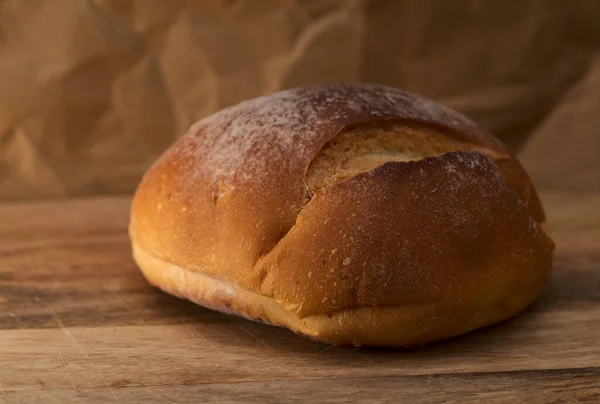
[132,242,541,347]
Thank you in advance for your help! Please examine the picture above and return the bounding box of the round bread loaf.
[129,83,554,347]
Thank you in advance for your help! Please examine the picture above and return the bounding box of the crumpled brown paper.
[0,0,598,200]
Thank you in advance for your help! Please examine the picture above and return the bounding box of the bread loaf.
[129,83,554,347]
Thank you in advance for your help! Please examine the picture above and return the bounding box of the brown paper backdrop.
[0,0,598,200]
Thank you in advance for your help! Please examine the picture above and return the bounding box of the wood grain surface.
[0,191,599,403]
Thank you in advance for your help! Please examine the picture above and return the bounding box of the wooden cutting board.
[0,191,599,403]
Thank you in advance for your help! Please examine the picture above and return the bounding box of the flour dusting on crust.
[168,83,502,191]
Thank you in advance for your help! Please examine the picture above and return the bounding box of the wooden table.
[0,191,598,403]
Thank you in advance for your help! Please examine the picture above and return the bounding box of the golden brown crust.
[494,157,546,223]
[133,237,549,347]
[257,151,553,318]
[129,83,554,346]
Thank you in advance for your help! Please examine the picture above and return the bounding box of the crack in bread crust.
[306,123,507,194]
[303,122,545,224]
